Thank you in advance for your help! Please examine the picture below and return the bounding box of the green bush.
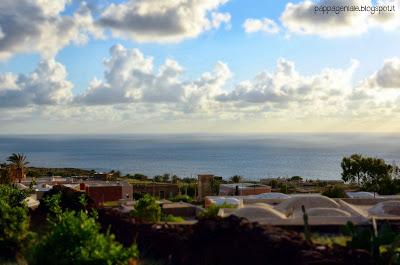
[0,185,31,258]
[171,194,193,203]
[198,203,237,219]
[162,214,185,222]
[29,195,138,265]
[0,198,30,258]
[343,222,400,264]
[131,194,161,223]
[322,185,348,198]
[41,185,93,212]
[0,185,29,207]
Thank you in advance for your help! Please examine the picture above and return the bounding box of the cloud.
[1,43,400,131]
[98,0,231,42]
[0,59,73,107]
[243,18,280,34]
[366,57,400,88]
[216,58,359,114]
[0,0,102,60]
[76,44,231,108]
[281,0,400,37]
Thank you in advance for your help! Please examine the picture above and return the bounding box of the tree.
[153,175,163,182]
[7,153,29,183]
[171,175,180,184]
[162,173,170,183]
[290,176,303,182]
[230,175,242,183]
[341,154,364,185]
[341,154,396,195]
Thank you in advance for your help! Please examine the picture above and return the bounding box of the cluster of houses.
[9,169,400,226]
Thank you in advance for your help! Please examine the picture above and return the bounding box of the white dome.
[300,207,351,217]
[369,201,400,216]
[254,192,291,199]
[276,195,340,214]
[233,204,286,220]
[346,192,378,199]
[213,197,227,206]
[225,197,242,206]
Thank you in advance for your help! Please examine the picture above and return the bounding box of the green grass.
[311,234,350,247]
[102,201,119,207]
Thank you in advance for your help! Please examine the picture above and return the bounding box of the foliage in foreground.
[343,222,400,265]
[28,194,138,265]
[0,185,31,258]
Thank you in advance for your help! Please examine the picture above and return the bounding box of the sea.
[0,134,399,180]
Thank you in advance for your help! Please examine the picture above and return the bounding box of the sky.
[0,0,400,134]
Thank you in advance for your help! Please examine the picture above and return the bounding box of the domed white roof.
[276,195,340,214]
[299,207,351,217]
[254,193,291,199]
[213,197,226,206]
[225,197,242,206]
[233,204,286,220]
[346,192,379,199]
[369,201,400,216]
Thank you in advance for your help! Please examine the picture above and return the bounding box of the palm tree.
[7,153,29,183]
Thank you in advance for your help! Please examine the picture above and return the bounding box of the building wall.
[219,186,271,196]
[197,174,214,200]
[132,183,179,199]
[86,186,123,205]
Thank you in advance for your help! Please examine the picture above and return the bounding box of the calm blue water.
[0,134,399,180]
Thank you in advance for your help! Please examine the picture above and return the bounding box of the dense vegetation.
[26,167,95,178]
[29,193,138,265]
[0,184,138,264]
[0,185,30,259]
[322,184,348,198]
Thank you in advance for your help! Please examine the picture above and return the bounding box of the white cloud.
[366,57,400,88]
[243,18,280,34]
[0,59,73,107]
[76,44,231,108]
[98,0,231,42]
[216,58,358,116]
[1,43,400,132]
[0,0,102,60]
[281,0,400,38]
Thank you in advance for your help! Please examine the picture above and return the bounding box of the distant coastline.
[1,133,399,180]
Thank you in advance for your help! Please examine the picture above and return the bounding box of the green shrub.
[322,185,348,198]
[0,184,29,207]
[198,203,237,219]
[171,194,193,203]
[29,194,138,265]
[41,185,93,212]
[343,221,400,264]
[0,198,30,258]
[0,185,31,258]
[131,195,161,223]
[162,214,185,222]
